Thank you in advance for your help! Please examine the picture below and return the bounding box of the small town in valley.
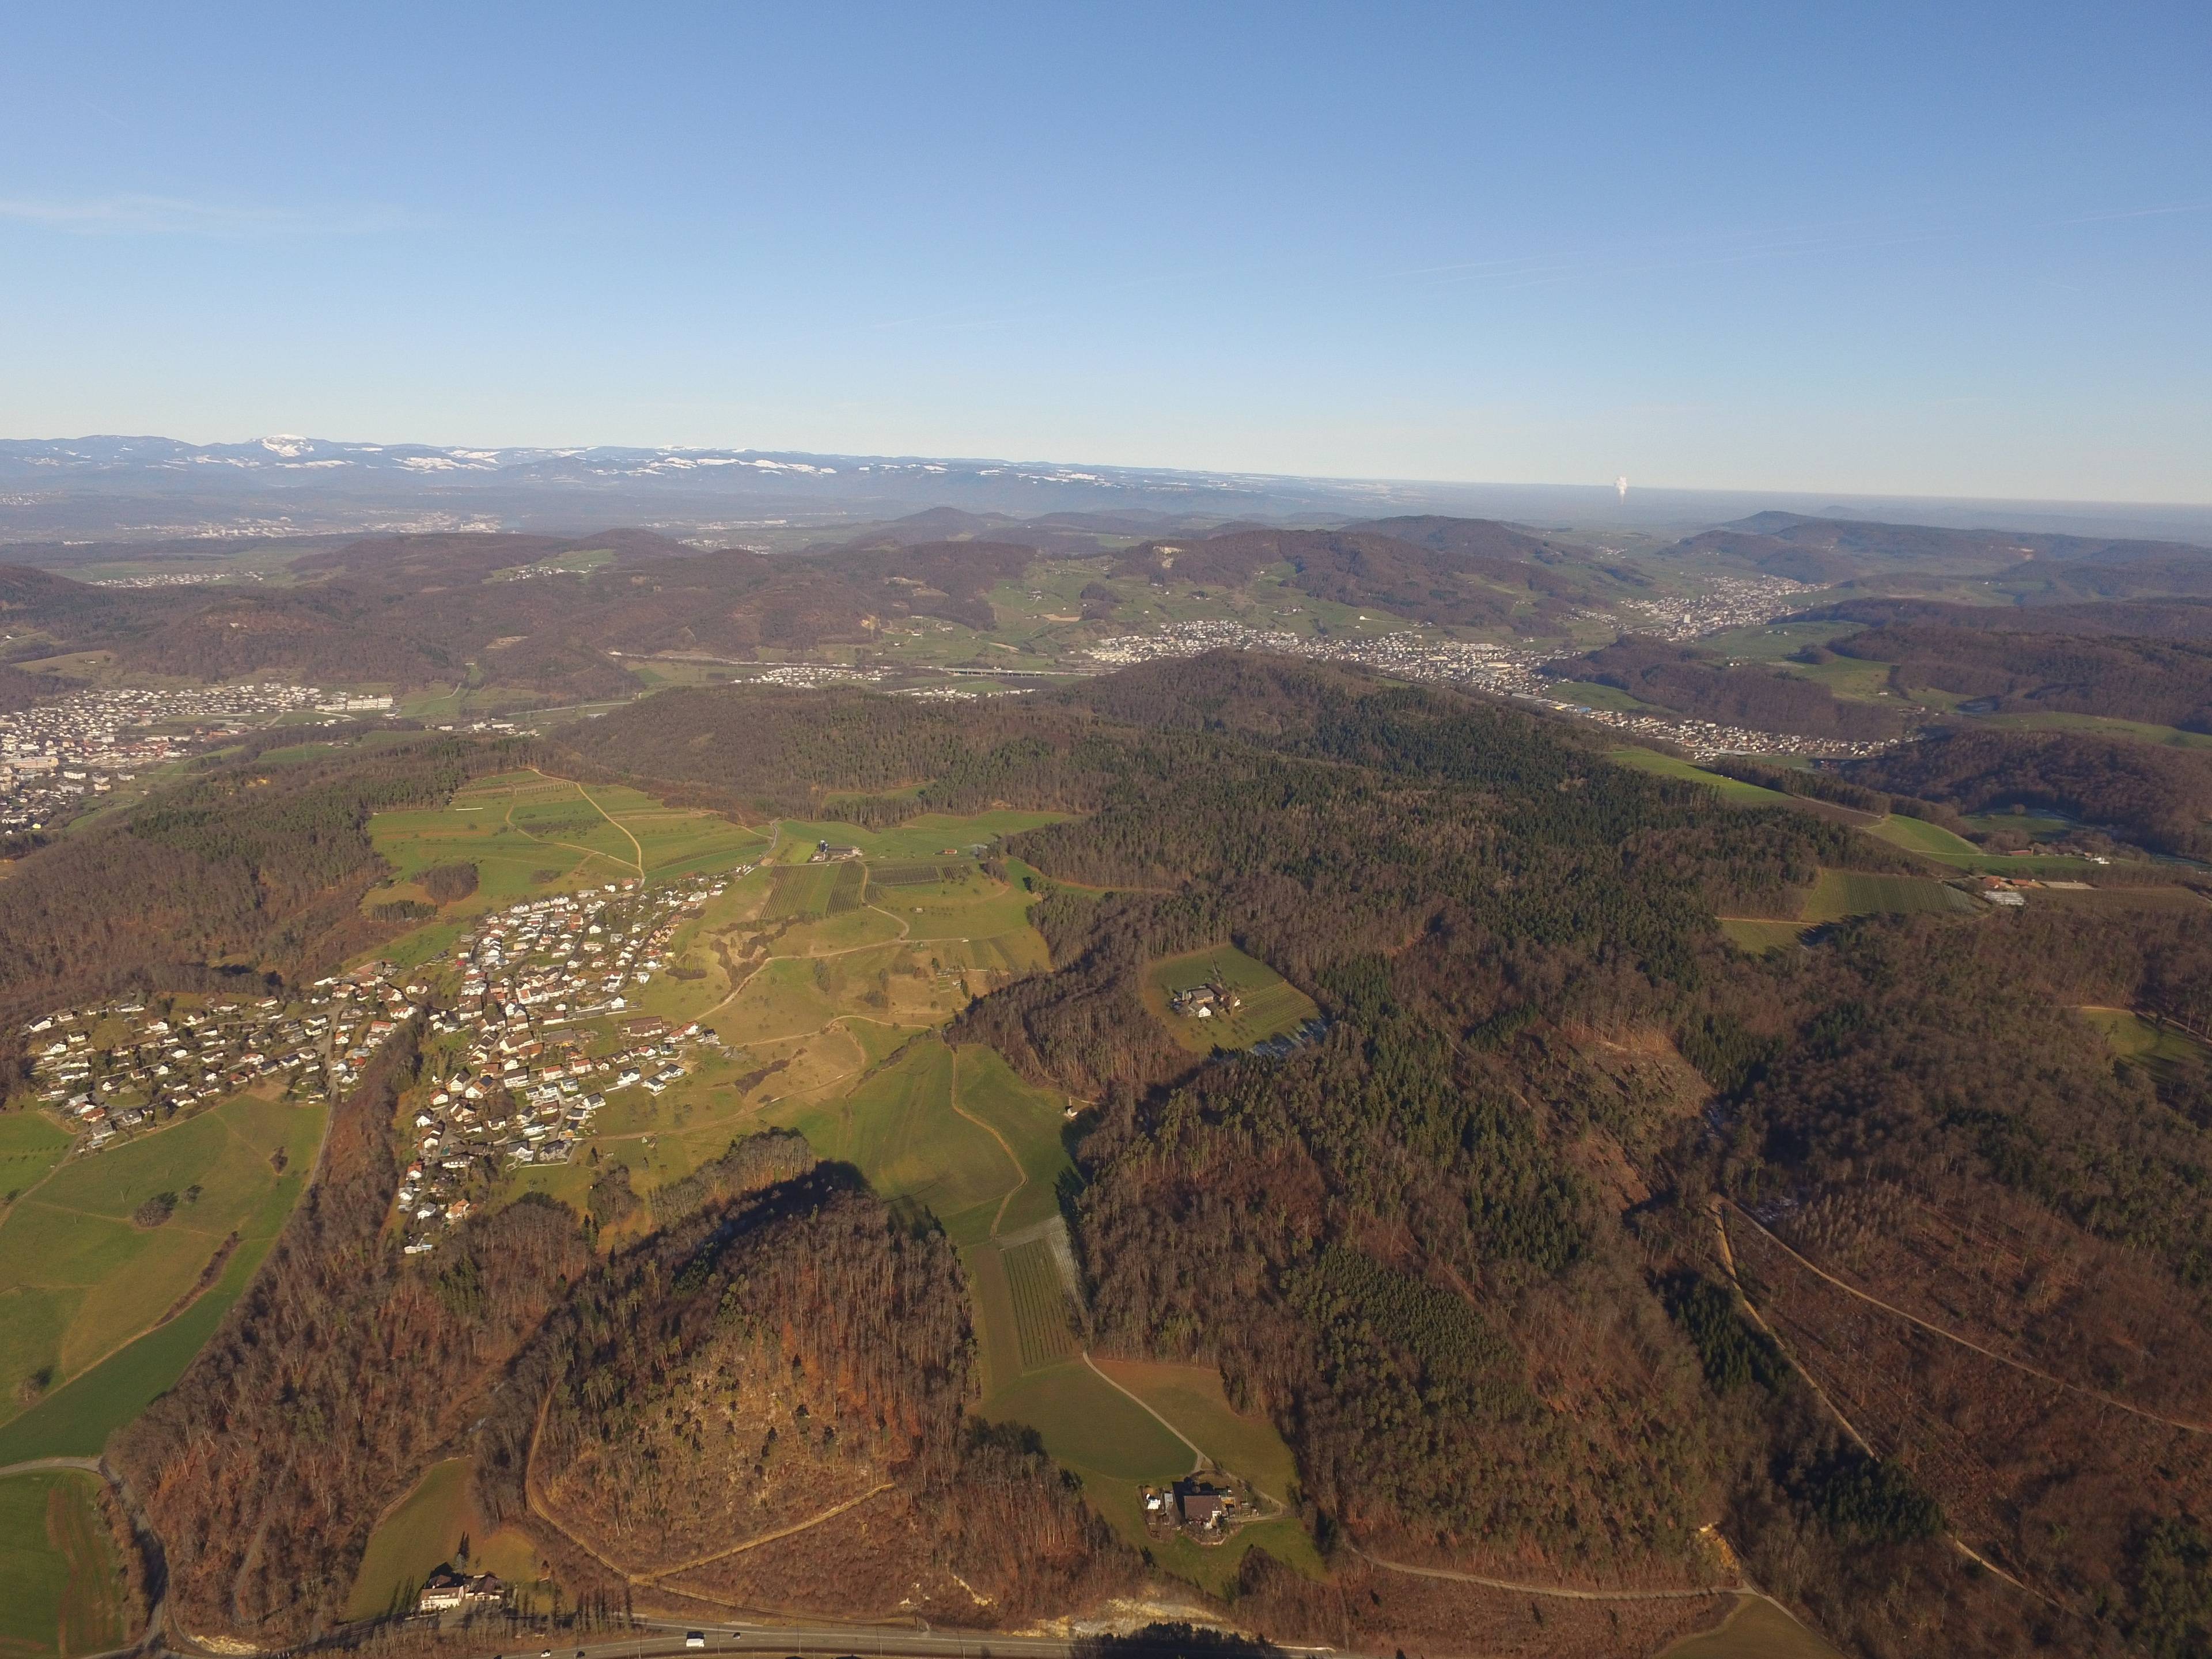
[11,867,753,1257]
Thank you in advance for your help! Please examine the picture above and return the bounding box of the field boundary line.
[941,1048,1028,1238]
[570,779,646,875]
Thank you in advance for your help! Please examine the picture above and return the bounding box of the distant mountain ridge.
[7,434,2211,547]
[1679,510,2212,584]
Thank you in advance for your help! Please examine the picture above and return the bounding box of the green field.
[1089,1358,1301,1504]
[1961,808,2077,838]
[948,1047,1074,1236]
[1003,1238,1080,1370]
[1694,621,1863,662]
[0,1113,72,1207]
[1863,814,1983,858]
[1978,711,2212,750]
[2080,1006,2209,1087]
[1718,918,1810,953]
[1718,868,1975,948]
[763,1041,1069,1247]
[986,1361,1192,1481]
[1661,1595,1846,1659]
[764,1043,1005,1238]
[983,1355,1324,1594]
[1769,654,1901,703]
[0,1470,137,1658]
[1544,680,1659,713]
[1797,869,1976,925]
[1606,747,1791,803]
[0,1094,327,1433]
[1143,946,1321,1055]
[0,1215,287,1464]
[344,1457,550,1620]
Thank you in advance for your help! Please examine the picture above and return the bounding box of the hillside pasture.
[0,1113,71,1209]
[1661,1594,1849,1659]
[1797,869,1978,925]
[345,1457,551,1621]
[983,1360,1191,1483]
[0,1093,326,1433]
[0,1470,137,1659]
[1864,814,1983,858]
[1605,747,1792,803]
[1718,918,1809,953]
[1142,946,1321,1055]
[0,1200,291,1463]
[950,1046,1073,1237]
[763,1041,1013,1243]
[2078,1006,2209,1091]
[1087,1357,1302,1503]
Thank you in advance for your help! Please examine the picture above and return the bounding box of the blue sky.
[1,2,2206,501]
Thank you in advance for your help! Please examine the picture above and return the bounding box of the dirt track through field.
[1078,1353,1206,1478]
[571,780,646,875]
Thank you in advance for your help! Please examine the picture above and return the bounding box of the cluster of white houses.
[0,680,329,831]
[19,964,426,1147]
[19,869,747,1252]
[388,875,745,1251]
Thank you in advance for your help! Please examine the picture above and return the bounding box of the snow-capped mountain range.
[0,433,1378,504]
[0,433,1467,543]
[6,436,2206,549]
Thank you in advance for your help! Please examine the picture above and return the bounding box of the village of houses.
[14,863,755,1256]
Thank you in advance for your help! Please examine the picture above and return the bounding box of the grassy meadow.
[1661,1595,1847,1659]
[1797,869,1978,925]
[0,1093,326,1441]
[0,1469,138,1659]
[345,1458,551,1620]
[1143,945,1321,1055]
[1605,747,1794,803]
[365,770,771,969]
[1863,813,1984,858]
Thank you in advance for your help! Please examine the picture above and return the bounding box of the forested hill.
[1677,512,2212,584]
[1105,524,1646,631]
[17,652,2212,1657]
[1544,635,1905,741]
[1823,624,2212,731]
[556,654,2212,1654]
[0,532,1046,698]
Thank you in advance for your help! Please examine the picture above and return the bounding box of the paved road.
[485,1616,1338,1659]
